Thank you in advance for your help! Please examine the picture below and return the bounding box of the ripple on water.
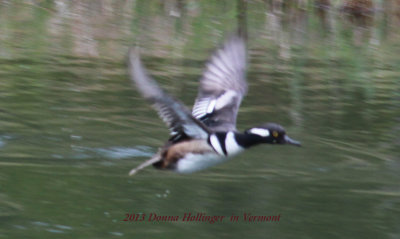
[13,225,26,230]
[31,221,73,234]
[70,146,153,159]
[31,221,50,227]
[0,194,23,217]
[109,232,124,236]
[0,135,12,148]
[94,146,153,159]
[54,224,73,230]
[45,229,64,234]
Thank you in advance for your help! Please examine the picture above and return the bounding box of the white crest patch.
[210,134,224,155]
[249,128,270,137]
[225,131,244,156]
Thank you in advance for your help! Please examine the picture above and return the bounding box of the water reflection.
[0,0,399,238]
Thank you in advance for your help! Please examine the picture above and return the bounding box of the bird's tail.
[129,151,162,176]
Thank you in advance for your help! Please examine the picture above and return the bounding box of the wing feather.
[128,48,210,139]
[192,36,247,132]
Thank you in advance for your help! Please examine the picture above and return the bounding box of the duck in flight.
[128,35,300,176]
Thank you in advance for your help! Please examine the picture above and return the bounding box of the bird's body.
[151,131,245,174]
[128,35,300,176]
[155,139,221,173]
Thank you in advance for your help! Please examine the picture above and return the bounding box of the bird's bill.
[284,135,301,147]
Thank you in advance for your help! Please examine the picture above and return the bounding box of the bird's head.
[244,123,301,146]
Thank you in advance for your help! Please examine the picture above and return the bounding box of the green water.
[0,1,399,238]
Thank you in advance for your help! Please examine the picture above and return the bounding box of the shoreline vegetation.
[1,0,400,59]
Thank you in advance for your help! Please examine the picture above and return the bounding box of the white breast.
[175,153,228,174]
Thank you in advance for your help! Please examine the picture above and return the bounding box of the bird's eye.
[272,131,279,138]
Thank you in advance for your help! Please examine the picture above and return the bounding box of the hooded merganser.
[128,35,301,176]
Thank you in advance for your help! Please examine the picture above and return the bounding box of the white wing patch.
[215,91,237,110]
[249,128,270,137]
[192,90,238,119]
[192,98,210,118]
[225,131,244,156]
[207,99,217,114]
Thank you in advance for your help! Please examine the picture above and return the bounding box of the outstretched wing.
[192,36,247,132]
[128,48,210,140]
